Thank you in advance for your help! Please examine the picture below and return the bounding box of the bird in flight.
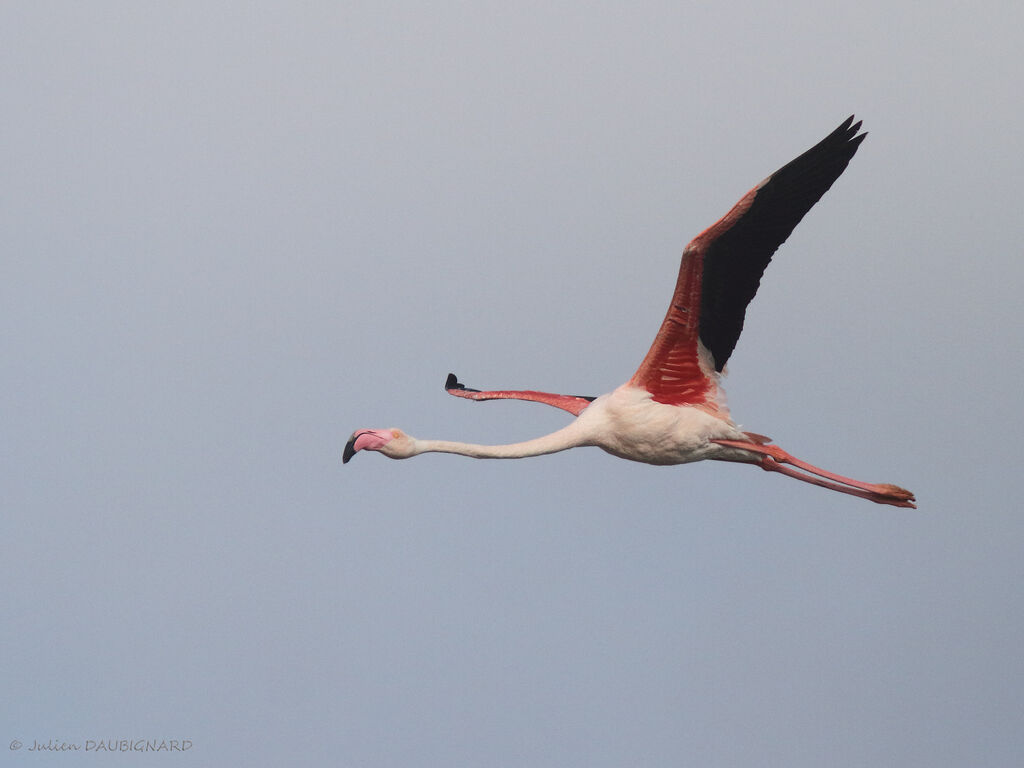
[345,116,915,508]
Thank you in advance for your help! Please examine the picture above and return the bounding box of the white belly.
[576,385,751,465]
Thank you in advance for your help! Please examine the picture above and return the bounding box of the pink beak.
[343,429,393,463]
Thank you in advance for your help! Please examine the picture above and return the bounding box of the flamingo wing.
[630,116,867,410]
[444,373,595,417]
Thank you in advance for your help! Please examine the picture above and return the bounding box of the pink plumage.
[344,117,915,509]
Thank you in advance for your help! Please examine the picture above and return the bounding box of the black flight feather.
[698,116,867,371]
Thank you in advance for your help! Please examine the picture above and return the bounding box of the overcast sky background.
[3,1,1022,766]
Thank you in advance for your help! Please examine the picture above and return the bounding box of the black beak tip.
[343,435,357,464]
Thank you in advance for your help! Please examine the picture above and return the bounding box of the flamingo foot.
[711,439,916,509]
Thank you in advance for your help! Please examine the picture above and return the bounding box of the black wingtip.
[343,434,357,464]
[695,115,870,372]
[445,373,480,393]
[840,115,866,142]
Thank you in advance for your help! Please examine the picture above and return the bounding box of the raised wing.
[630,116,867,409]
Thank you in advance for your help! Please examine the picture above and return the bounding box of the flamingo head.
[343,428,416,463]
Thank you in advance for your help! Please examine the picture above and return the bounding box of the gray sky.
[3,1,1022,766]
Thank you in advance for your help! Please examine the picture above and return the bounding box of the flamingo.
[344,116,915,508]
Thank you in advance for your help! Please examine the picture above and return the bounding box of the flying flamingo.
[344,116,915,508]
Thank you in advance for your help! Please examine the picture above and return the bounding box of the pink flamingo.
[345,116,915,508]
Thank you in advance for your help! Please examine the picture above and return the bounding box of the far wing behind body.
[445,373,594,417]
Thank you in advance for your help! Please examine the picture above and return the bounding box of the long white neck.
[414,422,590,460]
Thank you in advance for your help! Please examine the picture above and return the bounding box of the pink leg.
[444,373,595,417]
[758,456,916,508]
[711,439,916,509]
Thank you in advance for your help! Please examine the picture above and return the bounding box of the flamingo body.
[578,385,747,466]
[344,117,916,508]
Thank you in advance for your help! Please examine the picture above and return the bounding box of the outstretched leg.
[711,439,916,508]
[444,373,595,417]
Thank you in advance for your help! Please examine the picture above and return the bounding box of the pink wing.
[630,117,867,412]
[444,373,594,417]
